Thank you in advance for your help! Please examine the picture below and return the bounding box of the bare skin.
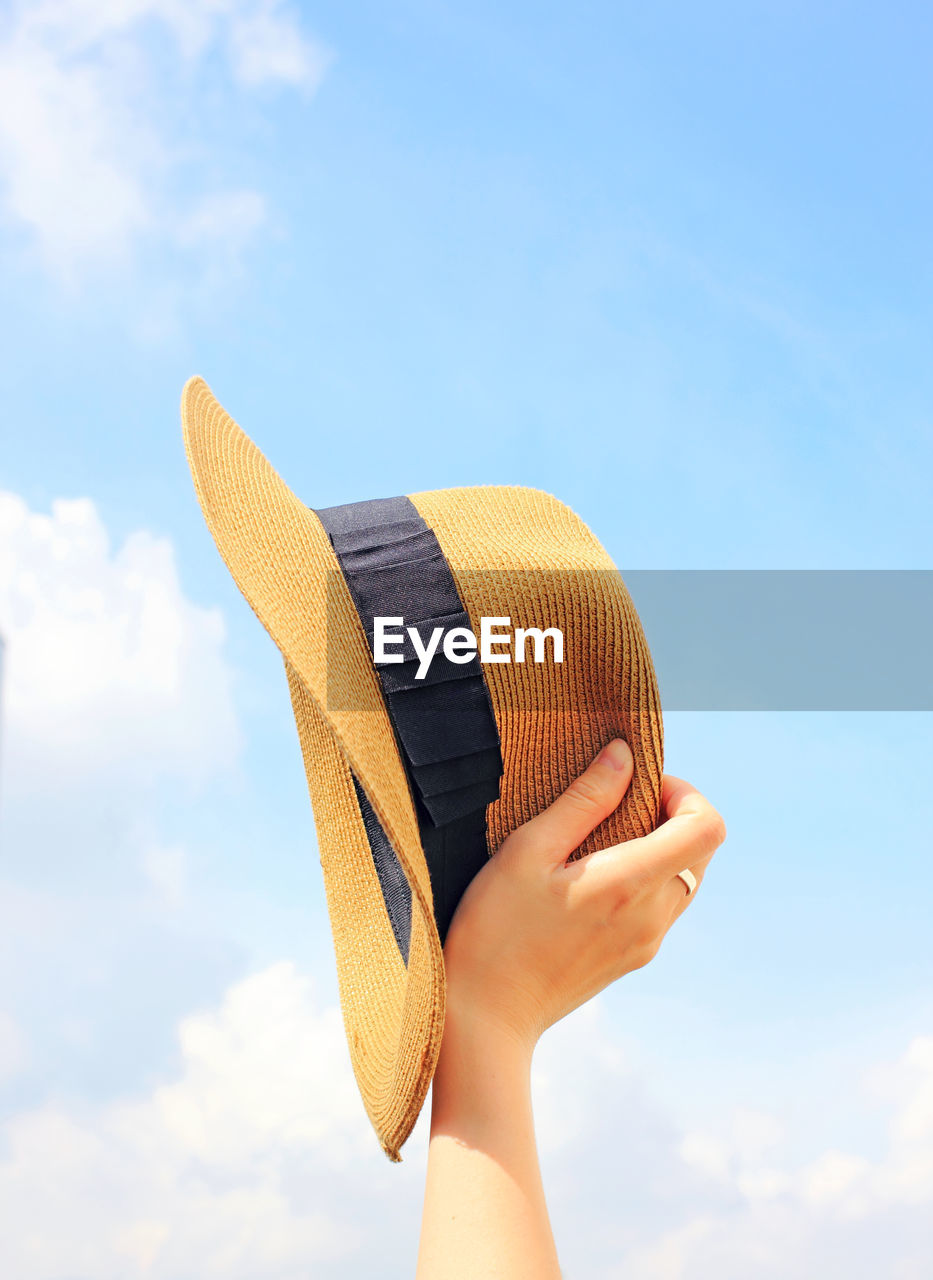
[415,738,727,1279]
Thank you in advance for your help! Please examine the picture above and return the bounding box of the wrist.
[441,983,539,1064]
[430,994,536,1134]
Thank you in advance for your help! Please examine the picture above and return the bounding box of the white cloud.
[0,0,331,284]
[225,1,331,87]
[0,489,242,792]
[881,1035,933,1145]
[674,1035,933,1225]
[150,963,367,1165]
[0,964,394,1280]
[0,30,155,275]
[526,1000,933,1279]
[0,950,931,1278]
[0,484,256,1119]
[612,1033,933,1279]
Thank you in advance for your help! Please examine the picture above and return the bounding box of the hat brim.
[182,376,444,1161]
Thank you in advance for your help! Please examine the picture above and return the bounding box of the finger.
[660,845,717,923]
[567,774,725,894]
[625,775,726,882]
[512,738,634,868]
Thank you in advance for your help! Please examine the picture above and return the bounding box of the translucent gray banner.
[624,570,933,710]
[322,569,933,712]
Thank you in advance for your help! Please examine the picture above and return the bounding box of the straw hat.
[181,376,664,1162]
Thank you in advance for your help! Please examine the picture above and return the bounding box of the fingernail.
[597,738,631,771]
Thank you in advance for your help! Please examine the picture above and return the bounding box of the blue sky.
[0,3,931,1277]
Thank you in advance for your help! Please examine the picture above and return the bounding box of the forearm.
[415,1008,561,1280]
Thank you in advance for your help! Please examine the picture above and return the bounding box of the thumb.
[513,738,634,867]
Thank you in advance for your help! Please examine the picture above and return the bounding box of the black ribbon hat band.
[312,495,504,959]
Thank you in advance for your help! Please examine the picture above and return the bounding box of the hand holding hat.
[440,737,726,1053]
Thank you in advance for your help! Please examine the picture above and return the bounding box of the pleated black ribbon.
[313,495,504,956]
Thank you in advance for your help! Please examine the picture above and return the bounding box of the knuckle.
[504,824,532,852]
[636,916,663,953]
[496,827,535,869]
[609,877,638,914]
[631,936,661,970]
[495,830,521,861]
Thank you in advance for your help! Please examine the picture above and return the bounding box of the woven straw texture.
[181,376,664,1162]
